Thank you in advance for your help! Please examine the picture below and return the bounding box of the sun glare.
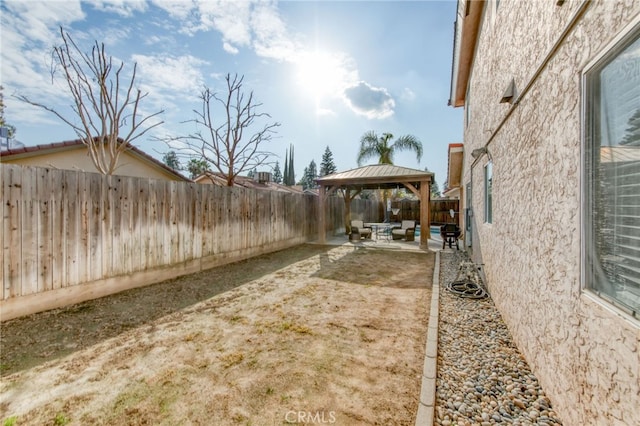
[295,50,352,102]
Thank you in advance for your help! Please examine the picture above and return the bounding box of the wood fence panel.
[123,176,136,275]
[137,178,150,271]
[127,177,140,274]
[0,167,5,299]
[101,175,114,280]
[20,167,38,296]
[192,184,203,261]
[1,163,354,318]
[146,178,159,269]
[50,170,65,290]
[36,167,53,292]
[162,181,172,265]
[110,176,123,277]
[3,166,22,298]
[64,170,79,287]
[170,180,179,263]
[88,173,103,281]
[77,171,91,285]
[200,185,212,256]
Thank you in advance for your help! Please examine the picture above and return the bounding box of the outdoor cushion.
[351,220,372,238]
[391,220,416,240]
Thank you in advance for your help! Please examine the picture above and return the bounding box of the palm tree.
[356,131,423,166]
[356,131,424,222]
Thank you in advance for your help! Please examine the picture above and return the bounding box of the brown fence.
[1,164,371,320]
[388,199,459,225]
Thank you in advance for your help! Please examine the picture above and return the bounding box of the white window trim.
[580,14,640,322]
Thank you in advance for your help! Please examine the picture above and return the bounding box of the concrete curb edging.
[415,250,440,426]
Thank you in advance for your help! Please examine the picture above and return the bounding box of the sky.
[1,0,463,189]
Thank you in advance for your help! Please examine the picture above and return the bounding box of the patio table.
[365,222,394,241]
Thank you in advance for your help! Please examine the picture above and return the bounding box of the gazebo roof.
[315,164,432,190]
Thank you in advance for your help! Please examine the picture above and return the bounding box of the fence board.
[77,171,90,285]
[101,175,114,279]
[64,171,79,286]
[50,169,65,290]
[36,168,53,292]
[128,177,141,274]
[89,173,103,281]
[22,174,38,295]
[4,166,21,298]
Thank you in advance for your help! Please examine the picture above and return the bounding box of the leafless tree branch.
[16,26,164,175]
[160,73,279,186]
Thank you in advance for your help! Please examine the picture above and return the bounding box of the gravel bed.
[435,250,563,426]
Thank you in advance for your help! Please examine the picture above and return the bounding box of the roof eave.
[450,0,485,108]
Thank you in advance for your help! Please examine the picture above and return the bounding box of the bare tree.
[168,73,280,186]
[17,27,163,175]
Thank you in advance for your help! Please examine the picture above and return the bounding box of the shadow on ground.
[0,244,331,376]
[314,246,434,289]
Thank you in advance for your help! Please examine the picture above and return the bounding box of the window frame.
[581,16,640,321]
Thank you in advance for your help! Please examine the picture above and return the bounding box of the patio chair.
[350,220,372,239]
[391,220,416,241]
[440,223,461,250]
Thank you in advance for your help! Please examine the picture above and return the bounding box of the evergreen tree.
[272,161,282,183]
[621,108,640,146]
[425,167,441,198]
[162,151,181,170]
[297,160,318,190]
[283,144,296,185]
[287,144,295,185]
[283,148,289,185]
[298,166,309,188]
[247,168,256,179]
[0,85,17,139]
[306,159,318,189]
[187,158,209,179]
[319,146,337,176]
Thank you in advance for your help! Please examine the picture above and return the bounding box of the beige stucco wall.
[2,147,184,181]
[461,1,639,425]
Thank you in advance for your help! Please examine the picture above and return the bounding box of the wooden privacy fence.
[390,199,460,225]
[2,164,352,320]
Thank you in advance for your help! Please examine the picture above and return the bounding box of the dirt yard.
[1,244,433,425]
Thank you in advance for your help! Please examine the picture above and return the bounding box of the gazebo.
[316,164,433,248]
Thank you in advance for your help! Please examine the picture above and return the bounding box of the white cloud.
[2,1,84,44]
[132,54,208,97]
[150,0,194,20]
[1,1,86,129]
[84,0,147,17]
[250,1,297,61]
[223,41,239,55]
[316,108,336,117]
[401,87,417,101]
[343,81,395,119]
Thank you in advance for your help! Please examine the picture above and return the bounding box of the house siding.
[461,1,639,425]
[2,147,185,181]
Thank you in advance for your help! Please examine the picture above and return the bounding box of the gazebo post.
[420,179,431,249]
[318,185,326,244]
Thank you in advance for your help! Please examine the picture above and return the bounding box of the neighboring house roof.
[443,143,464,197]
[316,164,433,190]
[194,171,308,195]
[600,146,640,163]
[449,0,485,107]
[0,138,190,181]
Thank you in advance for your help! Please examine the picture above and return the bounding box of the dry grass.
[1,244,434,425]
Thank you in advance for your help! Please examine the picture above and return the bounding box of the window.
[584,21,640,318]
[484,161,493,223]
